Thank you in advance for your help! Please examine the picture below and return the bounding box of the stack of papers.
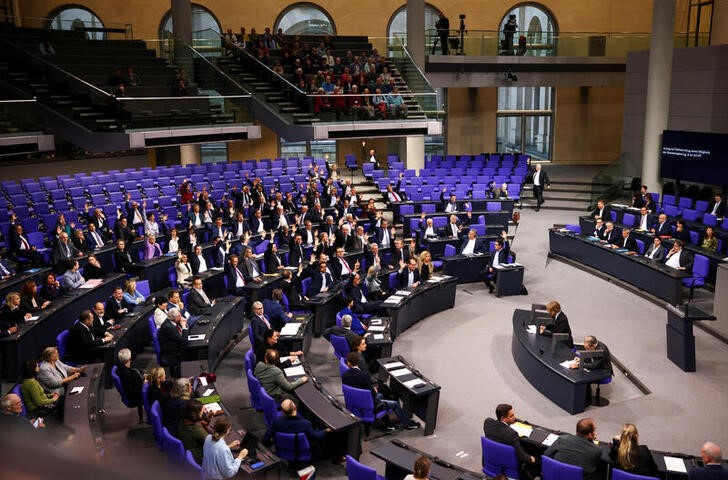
[389,368,412,377]
[368,325,385,333]
[188,334,206,341]
[202,388,215,397]
[27,316,39,322]
[560,360,574,369]
[383,295,404,304]
[510,422,533,438]
[542,433,559,446]
[70,386,84,395]
[280,323,301,336]
[370,318,383,325]
[382,361,404,370]
[403,378,426,389]
[80,279,103,289]
[395,290,413,296]
[284,365,306,377]
[372,334,384,340]
[663,457,687,473]
[526,325,537,334]
[430,275,445,282]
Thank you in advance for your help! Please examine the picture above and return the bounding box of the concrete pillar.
[406,0,425,69]
[641,0,676,195]
[171,0,194,72]
[180,144,201,166]
[11,0,21,26]
[402,136,425,172]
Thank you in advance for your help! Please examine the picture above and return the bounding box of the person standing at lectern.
[539,300,574,348]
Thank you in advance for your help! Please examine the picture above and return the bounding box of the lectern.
[666,303,715,372]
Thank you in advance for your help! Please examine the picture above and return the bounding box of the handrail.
[18,15,132,31]
[173,34,251,94]
[117,95,251,101]
[225,35,305,95]
[397,40,435,93]
[0,37,112,99]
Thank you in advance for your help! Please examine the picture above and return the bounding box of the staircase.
[519,165,620,212]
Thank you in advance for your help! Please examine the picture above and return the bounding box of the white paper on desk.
[389,368,412,377]
[542,433,559,446]
[202,388,215,397]
[285,365,306,377]
[290,357,301,366]
[199,376,208,386]
[70,386,84,395]
[559,360,574,369]
[510,423,533,438]
[280,323,301,336]
[80,279,102,289]
[664,457,687,473]
[395,290,413,296]
[210,267,224,271]
[188,334,206,341]
[368,325,385,332]
[204,402,223,414]
[383,296,403,304]
[403,378,426,389]
[382,361,404,370]
[370,318,383,325]
[526,325,537,334]
[430,275,444,281]
[373,334,384,340]
[426,278,440,283]
[27,316,39,322]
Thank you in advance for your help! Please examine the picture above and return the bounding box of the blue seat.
[564,224,581,234]
[300,277,311,297]
[260,388,281,426]
[339,357,350,377]
[244,349,256,373]
[481,436,520,478]
[622,213,636,227]
[678,197,693,210]
[662,194,676,205]
[542,455,583,480]
[689,230,699,245]
[444,244,457,257]
[330,334,350,360]
[56,329,70,362]
[635,239,645,255]
[683,209,699,222]
[141,383,151,425]
[274,432,312,464]
[162,426,186,464]
[150,401,164,450]
[612,468,660,480]
[10,384,26,417]
[694,200,709,213]
[388,272,398,290]
[342,384,387,430]
[683,254,709,300]
[486,202,502,211]
[136,279,150,297]
[148,317,161,364]
[703,213,717,227]
[245,369,263,412]
[346,455,386,480]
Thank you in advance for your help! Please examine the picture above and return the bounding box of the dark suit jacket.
[67,322,103,364]
[114,248,135,274]
[262,299,288,331]
[309,271,334,296]
[665,249,694,271]
[113,223,135,244]
[288,243,306,266]
[250,314,272,346]
[542,311,574,348]
[688,465,728,480]
[653,220,672,237]
[644,244,666,262]
[225,263,247,293]
[262,414,326,447]
[389,248,409,268]
[330,256,354,281]
[581,341,613,375]
[116,363,144,407]
[609,443,657,476]
[106,296,131,320]
[591,206,612,221]
[190,252,211,275]
[483,417,531,463]
[544,433,605,480]
[157,319,187,367]
[708,201,726,218]
[462,238,487,255]
[487,241,510,267]
[616,235,638,252]
[398,267,421,288]
[242,257,262,281]
[91,312,112,337]
[442,221,462,239]
[341,366,375,398]
[604,228,620,244]
[52,242,80,266]
[84,262,107,280]
[264,252,283,273]
[187,288,212,316]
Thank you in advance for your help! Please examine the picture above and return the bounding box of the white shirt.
[425,226,435,237]
[233,265,245,288]
[445,202,456,213]
[255,220,264,233]
[195,287,211,304]
[639,215,648,230]
[647,245,660,259]
[278,214,288,227]
[712,202,720,215]
[407,269,415,286]
[168,237,179,253]
[492,248,502,266]
[380,230,390,247]
[196,254,208,273]
[665,250,682,269]
[450,223,459,236]
[534,171,541,186]
[145,220,159,237]
[90,230,104,248]
[339,258,352,275]
[462,239,476,255]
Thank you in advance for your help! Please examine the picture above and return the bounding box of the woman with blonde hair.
[418,250,433,281]
[123,278,145,306]
[610,423,657,475]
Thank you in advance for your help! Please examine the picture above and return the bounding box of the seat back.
[141,382,151,424]
[274,432,312,463]
[486,202,502,211]
[635,239,645,255]
[330,334,350,360]
[10,384,26,417]
[244,349,256,373]
[342,384,375,423]
[612,468,660,480]
[346,455,379,480]
[56,329,71,361]
[481,436,520,479]
[150,401,164,450]
[162,426,186,464]
[444,244,457,257]
[564,224,581,234]
[245,369,263,411]
[542,455,584,480]
[339,357,350,377]
[148,317,161,364]
[111,365,132,408]
[300,277,311,297]
[260,388,280,426]
[622,213,636,227]
[136,280,150,297]
[693,254,709,279]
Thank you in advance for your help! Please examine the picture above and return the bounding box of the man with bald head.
[261,398,330,448]
[689,442,728,480]
[544,418,607,480]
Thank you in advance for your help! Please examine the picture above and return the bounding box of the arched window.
[160,4,221,38]
[274,3,336,36]
[387,3,443,47]
[48,5,105,40]
[498,3,557,56]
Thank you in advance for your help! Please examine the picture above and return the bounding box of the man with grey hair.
[689,442,728,480]
[158,307,187,378]
[569,335,612,406]
[323,313,356,343]
[250,301,271,347]
[116,348,144,422]
[0,393,40,431]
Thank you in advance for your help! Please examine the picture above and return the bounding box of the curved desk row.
[0,267,51,306]
[402,210,510,238]
[393,199,515,223]
[548,229,689,305]
[381,275,458,339]
[371,439,484,480]
[181,360,282,476]
[0,273,127,381]
[63,362,106,459]
[511,309,610,414]
[185,296,246,369]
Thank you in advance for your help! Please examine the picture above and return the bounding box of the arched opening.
[48,5,105,40]
[498,3,557,56]
[159,3,222,51]
[274,3,336,36]
[387,3,443,52]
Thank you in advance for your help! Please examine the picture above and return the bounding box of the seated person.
[591,199,611,221]
[613,228,638,252]
[178,400,212,465]
[19,281,50,313]
[405,456,431,480]
[483,403,537,478]
[201,416,249,479]
[20,359,60,418]
[338,297,368,335]
[593,218,606,239]
[460,229,486,255]
[37,346,84,396]
[122,279,146,307]
[482,233,510,293]
[175,253,194,287]
[602,221,620,244]
[83,254,107,279]
[262,399,330,457]
[0,392,39,431]
[342,351,420,430]
[689,442,728,480]
[673,220,691,243]
[544,418,607,480]
[116,348,144,411]
[254,329,302,369]
[609,423,657,476]
[153,296,169,329]
[59,260,85,291]
[323,313,357,343]
[143,235,163,259]
[188,276,215,317]
[162,378,191,435]
[568,336,613,405]
[254,349,308,404]
[651,213,672,237]
[262,289,292,331]
[397,258,421,289]
[106,286,131,321]
[665,240,693,271]
[702,226,718,251]
[538,300,574,348]
[67,310,113,364]
[644,237,665,262]
[419,251,434,281]
[1,292,31,335]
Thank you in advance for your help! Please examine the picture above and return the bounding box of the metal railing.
[390,38,443,120]
[17,16,133,40]
[0,99,43,133]
[589,154,626,208]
